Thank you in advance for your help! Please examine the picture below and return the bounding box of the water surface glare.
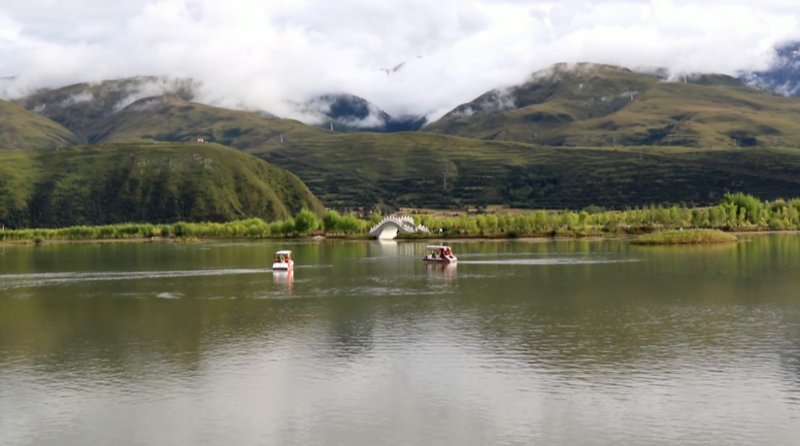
[1,237,799,445]
[459,257,639,265]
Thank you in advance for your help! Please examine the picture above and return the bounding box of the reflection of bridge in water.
[372,240,419,257]
[368,215,429,240]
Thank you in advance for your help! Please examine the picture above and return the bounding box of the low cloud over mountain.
[742,41,800,97]
[302,94,425,132]
[1,1,800,123]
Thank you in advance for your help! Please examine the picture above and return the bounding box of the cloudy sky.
[1,0,799,120]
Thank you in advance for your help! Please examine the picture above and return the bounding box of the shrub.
[293,209,319,235]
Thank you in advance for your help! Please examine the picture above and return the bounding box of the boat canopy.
[275,250,292,255]
[425,245,451,250]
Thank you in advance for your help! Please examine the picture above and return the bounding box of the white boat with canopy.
[272,250,294,271]
[422,245,457,264]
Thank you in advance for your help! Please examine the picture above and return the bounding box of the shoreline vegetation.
[1,193,798,244]
[631,229,738,245]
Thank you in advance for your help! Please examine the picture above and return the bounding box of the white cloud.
[1,0,799,122]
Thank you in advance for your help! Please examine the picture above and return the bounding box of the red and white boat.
[422,245,457,264]
[272,250,294,271]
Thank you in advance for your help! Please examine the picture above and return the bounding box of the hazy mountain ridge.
[14,78,427,138]
[13,56,800,147]
[16,77,200,142]
[426,62,800,148]
[93,96,328,148]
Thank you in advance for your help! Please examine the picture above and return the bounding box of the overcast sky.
[1,0,799,120]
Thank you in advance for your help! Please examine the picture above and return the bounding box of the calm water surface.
[1,236,799,445]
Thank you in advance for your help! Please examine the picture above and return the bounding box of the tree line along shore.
[1,193,797,243]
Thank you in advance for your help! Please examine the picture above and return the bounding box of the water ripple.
[0,268,270,289]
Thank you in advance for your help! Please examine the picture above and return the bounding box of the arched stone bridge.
[369,215,430,240]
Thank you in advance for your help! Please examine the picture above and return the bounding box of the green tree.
[322,210,343,232]
[339,213,365,233]
[721,192,763,225]
[293,209,319,234]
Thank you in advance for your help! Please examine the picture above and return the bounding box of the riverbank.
[1,227,790,247]
[3,193,799,244]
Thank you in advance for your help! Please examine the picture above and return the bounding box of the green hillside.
[42,93,800,211]
[426,63,800,148]
[0,100,78,150]
[16,77,198,142]
[13,69,800,213]
[17,78,328,146]
[251,132,800,210]
[0,143,323,228]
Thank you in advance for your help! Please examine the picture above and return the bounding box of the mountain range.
[4,51,800,226]
[427,63,800,148]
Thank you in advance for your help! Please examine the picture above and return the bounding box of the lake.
[1,236,799,445]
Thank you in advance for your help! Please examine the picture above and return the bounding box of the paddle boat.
[272,250,294,271]
[422,245,457,264]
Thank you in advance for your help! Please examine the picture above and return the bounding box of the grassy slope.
[425,64,800,148]
[57,95,800,211]
[251,133,800,210]
[0,143,323,228]
[0,100,79,150]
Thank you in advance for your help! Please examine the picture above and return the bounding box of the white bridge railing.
[369,215,430,239]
